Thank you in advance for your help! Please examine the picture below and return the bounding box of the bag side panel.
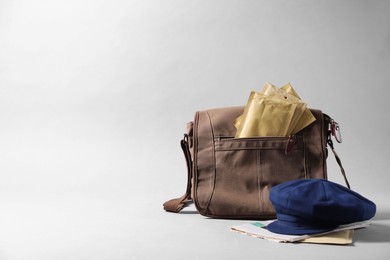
[302,109,328,180]
[193,107,244,215]
[193,111,215,214]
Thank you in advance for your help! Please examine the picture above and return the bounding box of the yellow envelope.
[299,230,354,245]
[234,83,316,138]
[281,83,316,134]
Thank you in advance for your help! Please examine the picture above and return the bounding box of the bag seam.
[203,110,217,215]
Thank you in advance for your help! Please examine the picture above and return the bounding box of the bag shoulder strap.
[324,113,351,189]
[163,135,192,212]
[327,134,351,189]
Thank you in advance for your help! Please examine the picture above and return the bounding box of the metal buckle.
[331,119,342,143]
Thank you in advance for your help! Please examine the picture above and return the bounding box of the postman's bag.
[163,106,349,219]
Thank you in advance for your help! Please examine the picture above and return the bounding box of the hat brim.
[267,220,337,235]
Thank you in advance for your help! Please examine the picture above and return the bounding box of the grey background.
[0,0,389,259]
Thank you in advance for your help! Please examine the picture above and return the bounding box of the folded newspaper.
[231,220,370,244]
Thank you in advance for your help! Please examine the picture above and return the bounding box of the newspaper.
[231,220,370,243]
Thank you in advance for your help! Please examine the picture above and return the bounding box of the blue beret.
[267,179,376,235]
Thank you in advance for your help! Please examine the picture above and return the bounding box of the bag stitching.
[204,110,217,216]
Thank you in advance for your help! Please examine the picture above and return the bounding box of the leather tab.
[163,194,191,213]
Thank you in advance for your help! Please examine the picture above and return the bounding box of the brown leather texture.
[191,106,328,219]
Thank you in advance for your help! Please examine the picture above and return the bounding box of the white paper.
[230,220,370,243]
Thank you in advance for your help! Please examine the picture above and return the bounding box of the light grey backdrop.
[1,0,389,259]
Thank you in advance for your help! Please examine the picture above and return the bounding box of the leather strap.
[327,137,351,189]
[163,135,192,212]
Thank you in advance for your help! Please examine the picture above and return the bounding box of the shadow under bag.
[164,106,349,219]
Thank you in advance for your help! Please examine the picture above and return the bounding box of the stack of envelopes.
[234,83,316,138]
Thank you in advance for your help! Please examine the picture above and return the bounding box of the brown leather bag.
[164,106,349,219]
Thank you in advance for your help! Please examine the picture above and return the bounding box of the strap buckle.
[330,119,342,143]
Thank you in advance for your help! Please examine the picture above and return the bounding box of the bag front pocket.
[207,136,306,219]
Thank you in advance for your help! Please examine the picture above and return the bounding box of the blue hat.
[267,179,376,235]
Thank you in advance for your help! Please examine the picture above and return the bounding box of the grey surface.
[0,0,389,259]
